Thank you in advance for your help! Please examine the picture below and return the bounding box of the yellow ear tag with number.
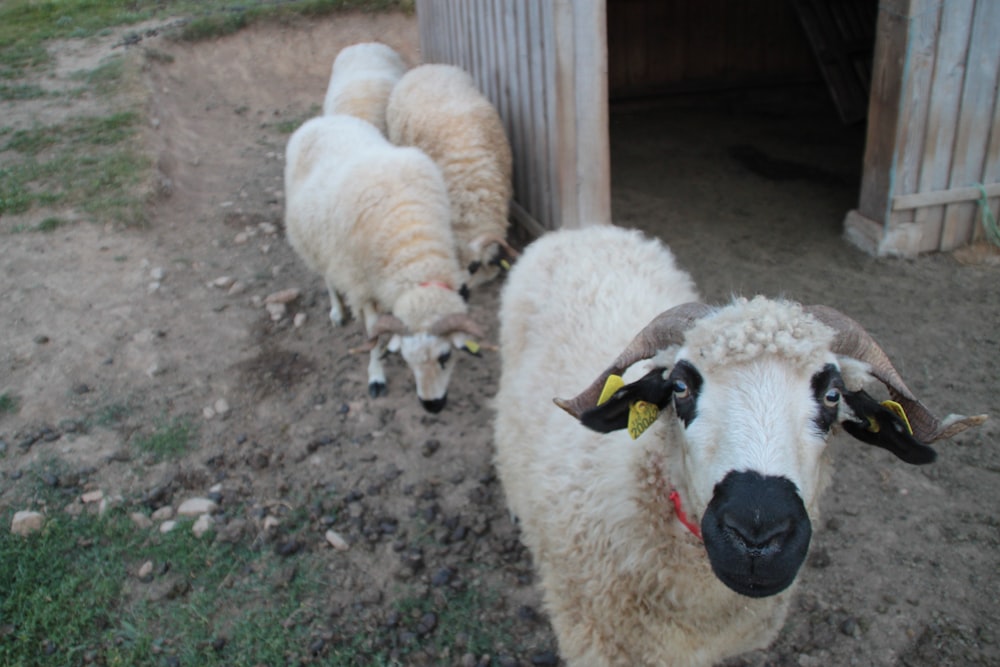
[880,400,913,435]
[597,374,625,406]
[628,400,659,440]
[500,259,512,271]
[464,340,481,355]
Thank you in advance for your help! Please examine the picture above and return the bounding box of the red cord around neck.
[669,489,702,540]
[419,280,454,291]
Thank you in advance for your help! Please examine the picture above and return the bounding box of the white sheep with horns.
[386,63,517,289]
[493,225,987,667]
[284,114,485,413]
[322,42,408,135]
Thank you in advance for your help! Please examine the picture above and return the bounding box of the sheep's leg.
[325,277,347,326]
[362,303,388,398]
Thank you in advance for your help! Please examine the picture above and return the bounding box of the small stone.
[431,567,454,587]
[151,506,175,521]
[259,222,277,235]
[11,511,45,535]
[263,515,281,532]
[265,288,301,304]
[177,498,218,517]
[159,520,178,533]
[325,529,349,551]
[81,489,104,504]
[203,407,216,420]
[72,383,91,395]
[192,514,214,538]
[227,280,246,296]
[530,651,560,666]
[33,334,50,344]
[150,267,166,281]
[130,512,154,530]
[233,232,249,245]
[293,312,307,328]
[213,399,230,416]
[266,303,285,321]
[211,276,235,289]
[148,281,161,293]
[138,560,154,580]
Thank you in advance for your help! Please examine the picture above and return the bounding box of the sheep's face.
[389,332,470,413]
[573,298,945,598]
[669,352,844,598]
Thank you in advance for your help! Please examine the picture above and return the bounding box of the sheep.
[493,225,987,667]
[386,63,517,289]
[322,42,407,135]
[284,114,484,413]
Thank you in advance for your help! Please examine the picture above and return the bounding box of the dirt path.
[2,11,998,667]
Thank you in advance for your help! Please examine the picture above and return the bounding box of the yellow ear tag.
[628,400,660,440]
[499,259,511,271]
[881,400,913,435]
[464,340,481,355]
[597,374,625,406]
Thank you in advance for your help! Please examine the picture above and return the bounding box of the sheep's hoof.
[368,381,387,398]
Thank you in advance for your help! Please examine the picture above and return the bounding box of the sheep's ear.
[579,368,673,436]
[840,389,937,464]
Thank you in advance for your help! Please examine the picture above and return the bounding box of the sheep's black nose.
[723,513,793,557]
[701,470,812,598]
[421,396,447,413]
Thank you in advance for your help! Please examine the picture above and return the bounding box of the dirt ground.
[2,11,999,667]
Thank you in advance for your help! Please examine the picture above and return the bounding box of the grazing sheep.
[493,225,987,667]
[386,63,516,289]
[284,114,484,413]
[322,42,407,135]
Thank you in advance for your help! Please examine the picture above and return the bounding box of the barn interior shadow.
[608,83,870,300]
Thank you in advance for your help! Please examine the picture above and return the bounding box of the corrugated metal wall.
[850,0,1000,254]
[416,0,611,235]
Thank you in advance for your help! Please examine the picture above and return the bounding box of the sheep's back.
[323,42,407,133]
[284,115,456,311]
[386,65,513,247]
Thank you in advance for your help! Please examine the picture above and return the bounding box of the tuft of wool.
[682,296,836,372]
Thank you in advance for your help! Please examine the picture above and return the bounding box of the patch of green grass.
[90,400,133,428]
[70,56,127,96]
[35,216,68,232]
[0,507,324,666]
[0,82,46,100]
[132,415,196,460]
[0,392,18,416]
[1,109,149,223]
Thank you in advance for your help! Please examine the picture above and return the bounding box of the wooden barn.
[414,0,1000,256]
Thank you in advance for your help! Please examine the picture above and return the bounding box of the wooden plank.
[913,0,974,250]
[893,183,1000,210]
[941,0,1000,250]
[553,0,577,229]
[856,0,908,225]
[573,0,610,227]
[513,0,533,219]
[530,0,552,227]
[982,43,1000,243]
[891,0,939,249]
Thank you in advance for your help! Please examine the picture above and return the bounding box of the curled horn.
[369,313,409,339]
[804,305,987,443]
[553,302,714,419]
[475,234,521,260]
[429,313,485,340]
[349,314,408,353]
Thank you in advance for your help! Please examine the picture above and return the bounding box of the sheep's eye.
[437,351,452,369]
[673,380,690,399]
[823,388,841,408]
